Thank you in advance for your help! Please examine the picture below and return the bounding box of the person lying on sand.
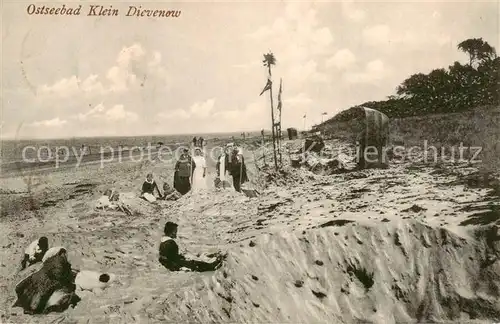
[141,173,163,201]
[95,190,132,215]
[75,271,115,292]
[159,222,225,272]
[20,236,49,270]
[13,248,79,314]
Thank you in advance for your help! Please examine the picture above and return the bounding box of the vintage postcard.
[1,0,499,323]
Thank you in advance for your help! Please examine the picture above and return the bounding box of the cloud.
[341,1,366,22]
[104,104,138,121]
[106,43,152,92]
[285,93,313,106]
[76,103,106,121]
[362,24,451,49]
[159,98,216,120]
[212,101,267,131]
[344,59,390,84]
[116,43,146,67]
[4,1,495,139]
[29,117,67,127]
[75,103,138,122]
[362,24,392,46]
[106,66,138,93]
[210,93,315,133]
[189,98,215,118]
[288,60,328,84]
[37,75,106,98]
[248,17,288,40]
[232,60,261,70]
[326,49,356,69]
[158,109,191,120]
[246,2,334,89]
[37,44,167,98]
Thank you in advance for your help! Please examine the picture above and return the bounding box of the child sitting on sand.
[162,183,181,201]
[20,237,49,270]
[141,173,163,202]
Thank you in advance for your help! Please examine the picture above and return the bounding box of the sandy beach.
[1,136,499,324]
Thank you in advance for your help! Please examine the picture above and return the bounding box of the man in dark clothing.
[192,137,197,147]
[159,222,224,272]
[229,148,248,192]
[174,150,196,195]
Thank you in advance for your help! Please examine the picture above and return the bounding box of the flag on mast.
[277,79,283,112]
[259,78,272,96]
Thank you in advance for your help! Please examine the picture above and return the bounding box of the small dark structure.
[303,135,325,154]
[314,106,390,169]
[287,128,298,140]
[357,107,390,169]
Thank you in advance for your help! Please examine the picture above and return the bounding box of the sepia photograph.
[1,0,499,323]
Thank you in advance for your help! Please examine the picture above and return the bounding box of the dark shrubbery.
[324,38,499,122]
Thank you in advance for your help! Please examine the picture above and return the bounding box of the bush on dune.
[316,37,499,123]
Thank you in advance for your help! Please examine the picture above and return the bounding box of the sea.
[0,132,259,168]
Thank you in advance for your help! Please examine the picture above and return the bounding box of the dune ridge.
[154,219,500,324]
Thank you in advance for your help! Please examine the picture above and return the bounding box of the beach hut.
[322,106,389,169]
[287,128,298,140]
[355,106,390,169]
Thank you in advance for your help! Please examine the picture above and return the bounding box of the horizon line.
[0,129,278,142]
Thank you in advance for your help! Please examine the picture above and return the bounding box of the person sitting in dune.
[141,173,163,202]
[20,236,49,270]
[159,222,225,272]
[162,183,181,201]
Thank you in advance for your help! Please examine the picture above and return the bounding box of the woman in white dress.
[191,148,207,191]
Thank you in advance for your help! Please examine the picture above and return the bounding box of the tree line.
[354,38,499,118]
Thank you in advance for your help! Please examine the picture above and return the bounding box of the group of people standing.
[192,136,205,148]
[140,141,248,201]
[173,147,207,195]
[216,144,248,192]
[140,147,209,201]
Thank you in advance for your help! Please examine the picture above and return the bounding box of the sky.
[1,0,498,139]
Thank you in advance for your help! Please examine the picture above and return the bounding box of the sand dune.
[161,221,500,323]
[0,139,499,323]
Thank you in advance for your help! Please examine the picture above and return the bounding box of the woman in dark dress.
[174,150,196,195]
